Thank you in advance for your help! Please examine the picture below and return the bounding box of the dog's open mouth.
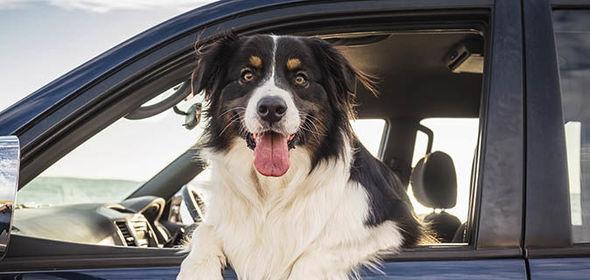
[245,132,296,177]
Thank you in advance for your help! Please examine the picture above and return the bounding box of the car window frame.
[0,0,527,272]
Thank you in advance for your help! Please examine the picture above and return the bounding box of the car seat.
[410,151,461,243]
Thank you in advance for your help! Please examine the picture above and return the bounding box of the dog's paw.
[177,266,223,280]
[177,224,226,280]
[177,258,224,280]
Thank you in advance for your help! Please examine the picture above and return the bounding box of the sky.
[0,1,479,223]
[0,0,217,112]
[0,0,216,202]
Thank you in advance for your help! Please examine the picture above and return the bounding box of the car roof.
[341,31,483,121]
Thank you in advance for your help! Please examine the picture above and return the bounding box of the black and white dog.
[177,34,424,280]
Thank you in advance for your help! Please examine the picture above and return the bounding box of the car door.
[524,0,590,279]
[0,0,527,278]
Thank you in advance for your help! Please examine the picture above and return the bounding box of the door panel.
[5,259,527,279]
[529,258,590,280]
[364,260,526,279]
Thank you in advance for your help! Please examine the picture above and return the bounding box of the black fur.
[349,140,423,247]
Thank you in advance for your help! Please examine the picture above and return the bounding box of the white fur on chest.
[190,140,402,280]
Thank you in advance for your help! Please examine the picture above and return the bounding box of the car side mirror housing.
[0,136,19,261]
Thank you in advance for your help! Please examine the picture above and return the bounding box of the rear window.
[351,119,386,158]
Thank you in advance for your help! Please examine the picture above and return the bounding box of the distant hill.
[18,177,142,206]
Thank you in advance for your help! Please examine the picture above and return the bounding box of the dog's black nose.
[257,96,287,123]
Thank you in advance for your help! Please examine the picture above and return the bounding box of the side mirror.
[0,136,19,261]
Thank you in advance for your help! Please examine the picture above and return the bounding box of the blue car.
[1,0,590,279]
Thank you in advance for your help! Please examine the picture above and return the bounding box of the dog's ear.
[191,32,238,100]
[309,38,377,119]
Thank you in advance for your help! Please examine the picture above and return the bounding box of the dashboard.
[12,196,173,248]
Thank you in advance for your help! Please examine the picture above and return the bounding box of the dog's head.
[193,33,375,177]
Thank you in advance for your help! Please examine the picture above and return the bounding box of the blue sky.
[0,0,215,111]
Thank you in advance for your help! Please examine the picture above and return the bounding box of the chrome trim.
[0,136,19,260]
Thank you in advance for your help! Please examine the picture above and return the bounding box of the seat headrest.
[410,151,457,209]
[424,211,462,243]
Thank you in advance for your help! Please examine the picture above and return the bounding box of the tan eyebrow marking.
[249,55,262,68]
[287,58,301,70]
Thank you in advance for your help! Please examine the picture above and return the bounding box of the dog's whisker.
[300,114,328,131]
[301,118,327,140]
[300,123,325,143]
[218,114,242,136]
[306,120,325,134]
[218,107,246,118]
[306,118,326,128]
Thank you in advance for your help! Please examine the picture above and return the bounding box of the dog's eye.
[294,72,308,86]
[241,69,255,83]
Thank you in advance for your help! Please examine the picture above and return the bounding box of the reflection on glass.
[0,136,19,259]
[554,9,590,243]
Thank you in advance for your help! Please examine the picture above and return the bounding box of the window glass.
[554,9,590,243]
[566,121,583,226]
[410,118,479,223]
[412,130,429,167]
[351,119,386,158]
[18,87,205,207]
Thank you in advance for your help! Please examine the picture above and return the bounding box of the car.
[1,0,590,279]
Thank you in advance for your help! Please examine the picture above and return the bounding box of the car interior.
[10,25,485,253]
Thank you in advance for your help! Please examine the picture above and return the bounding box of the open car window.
[13,24,486,250]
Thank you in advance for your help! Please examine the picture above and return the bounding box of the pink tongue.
[254,133,290,177]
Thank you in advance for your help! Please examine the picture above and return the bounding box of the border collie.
[177,34,424,280]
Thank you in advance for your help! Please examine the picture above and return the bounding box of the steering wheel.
[181,185,205,223]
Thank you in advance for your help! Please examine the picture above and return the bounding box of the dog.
[177,33,424,280]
